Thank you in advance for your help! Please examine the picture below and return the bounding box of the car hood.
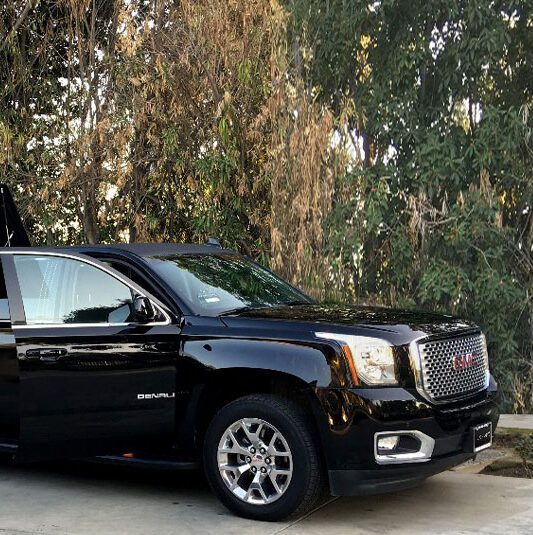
[220,304,477,344]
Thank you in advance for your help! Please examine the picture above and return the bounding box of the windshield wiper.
[283,300,312,306]
[219,305,272,316]
[219,300,312,316]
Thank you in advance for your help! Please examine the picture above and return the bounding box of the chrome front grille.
[414,333,489,402]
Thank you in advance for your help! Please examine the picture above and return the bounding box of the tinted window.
[0,300,9,321]
[0,258,9,321]
[14,255,134,324]
[146,254,311,315]
[101,260,159,297]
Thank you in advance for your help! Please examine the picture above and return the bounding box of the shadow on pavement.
[0,454,210,494]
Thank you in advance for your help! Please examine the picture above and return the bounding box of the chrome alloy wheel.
[217,417,293,505]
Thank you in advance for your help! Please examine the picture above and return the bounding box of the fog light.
[374,430,435,465]
[377,435,400,453]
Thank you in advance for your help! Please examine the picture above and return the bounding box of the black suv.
[0,189,498,521]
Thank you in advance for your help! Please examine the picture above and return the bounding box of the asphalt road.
[0,460,531,535]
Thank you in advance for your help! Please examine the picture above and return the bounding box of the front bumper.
[329,451,473,496]
[313,385,499,496]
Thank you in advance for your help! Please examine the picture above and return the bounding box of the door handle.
[25,348,68,362]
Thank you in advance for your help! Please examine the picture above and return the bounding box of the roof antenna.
[0,186,12,247]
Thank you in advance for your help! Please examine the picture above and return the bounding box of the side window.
[0,259,9,321]
[98,259,168,307]
[102,261,148,289]
[13,255,134,325]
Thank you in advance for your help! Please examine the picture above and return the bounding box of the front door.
[2,251,180,461]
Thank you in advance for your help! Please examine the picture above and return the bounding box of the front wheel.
[203,394,324,521]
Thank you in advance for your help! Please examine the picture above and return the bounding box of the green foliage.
[298,0,532,411]
[515,434,533,465]
[1,0,531,411]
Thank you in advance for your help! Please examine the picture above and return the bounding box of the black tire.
[203,394,325,521]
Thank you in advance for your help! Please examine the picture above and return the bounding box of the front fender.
[181,337,348,388]
[176,335,351,453]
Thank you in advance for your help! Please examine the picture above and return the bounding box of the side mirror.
[133,295,157,323]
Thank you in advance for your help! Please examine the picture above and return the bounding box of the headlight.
[315,332,397,386]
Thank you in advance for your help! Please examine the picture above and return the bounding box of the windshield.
[146,253,312,315]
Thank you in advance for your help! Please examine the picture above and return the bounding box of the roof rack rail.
[206,237,222,248]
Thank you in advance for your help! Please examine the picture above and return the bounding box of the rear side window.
[0,258,9,321]
[13,255,134,325]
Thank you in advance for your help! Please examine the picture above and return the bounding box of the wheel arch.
[189,368,327,457]
[178,335,350,469]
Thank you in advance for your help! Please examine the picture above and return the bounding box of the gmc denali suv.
[0,187,498,521]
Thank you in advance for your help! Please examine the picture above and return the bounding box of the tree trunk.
[82,177,99,244]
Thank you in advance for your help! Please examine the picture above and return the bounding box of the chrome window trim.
[1,250,172,327]
[13,321,167,329]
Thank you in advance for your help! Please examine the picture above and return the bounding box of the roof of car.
[0,243,237,257]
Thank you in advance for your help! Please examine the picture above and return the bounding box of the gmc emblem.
[452,352,475,370]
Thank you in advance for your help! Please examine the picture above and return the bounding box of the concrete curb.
[498,414,533,433]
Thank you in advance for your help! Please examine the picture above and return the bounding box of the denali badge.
[137,392,175,400]
[452,352,475,371]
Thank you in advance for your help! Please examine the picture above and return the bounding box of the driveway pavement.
[0,460,531,535]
